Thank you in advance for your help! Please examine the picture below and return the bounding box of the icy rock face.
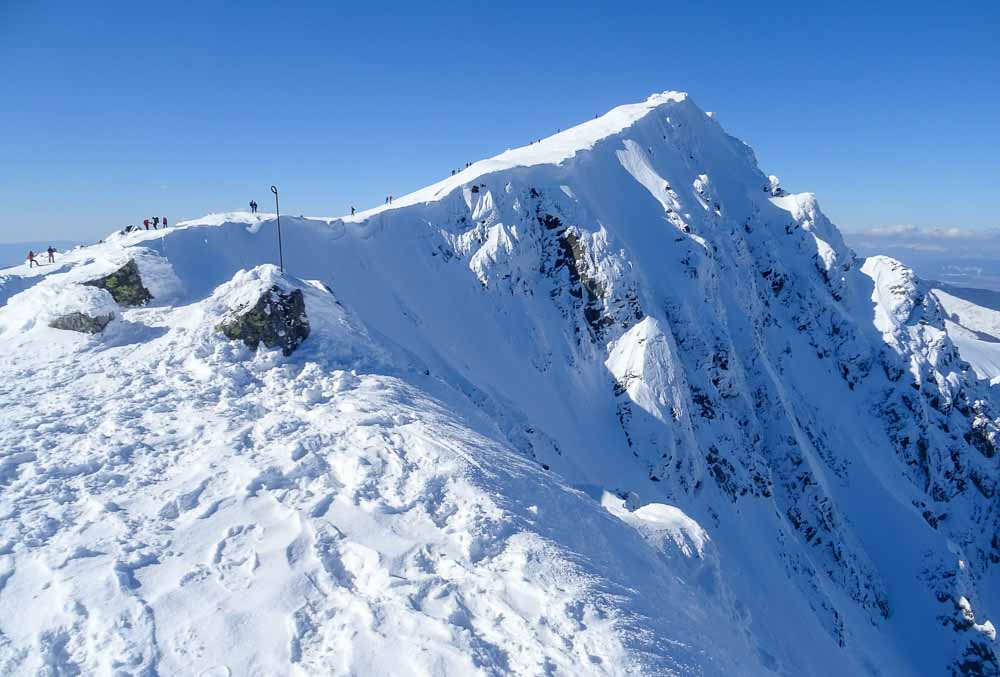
[83,259,152,306]
[1,92,1000,675]
[217,284,309,356]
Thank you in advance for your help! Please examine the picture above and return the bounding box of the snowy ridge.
[2,92,1000,675]
[337,91,690,222]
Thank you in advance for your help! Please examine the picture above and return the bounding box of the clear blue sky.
[2,0,998,242]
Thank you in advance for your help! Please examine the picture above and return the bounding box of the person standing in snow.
[46,246,55,263]
[144,219,150,230]
[250,200,257,213]
[351,206,355,216]
[27,250,40,267]
[162,217,168,228]
[153,216,160,229]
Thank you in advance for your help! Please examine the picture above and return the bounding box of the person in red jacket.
[27,250,39,267]
[144,219,150,230]
[162,217,167,228]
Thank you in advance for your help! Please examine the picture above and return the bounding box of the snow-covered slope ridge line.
[1,91,999,676]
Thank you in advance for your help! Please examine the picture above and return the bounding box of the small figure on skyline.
[351,206,356,216]
[250,200,258,213]
[153,216,160,229]
[144,219,150,230]
[47,246,55,263]
[27,250,39,268]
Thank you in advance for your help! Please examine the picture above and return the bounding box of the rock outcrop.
[217,286,309,356]
[83,260,152,306]
[48,311,114,334]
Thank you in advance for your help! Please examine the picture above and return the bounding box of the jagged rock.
[83,260,152,306]
[217,286,309,356]
[48,311,114,334]
[954,639,1000,676]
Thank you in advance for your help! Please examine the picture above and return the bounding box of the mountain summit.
[1,93,998,676]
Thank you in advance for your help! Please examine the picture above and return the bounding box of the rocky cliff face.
[363,93,1000,673]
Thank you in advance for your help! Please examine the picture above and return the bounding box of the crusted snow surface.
[2,91,1000,675]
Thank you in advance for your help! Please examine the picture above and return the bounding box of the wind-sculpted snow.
[1,91,999,675]
[931,286,1000,381]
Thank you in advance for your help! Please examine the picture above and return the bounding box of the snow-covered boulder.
[216,276,310,356]
[217,266,309,356]
[0,282,117,335]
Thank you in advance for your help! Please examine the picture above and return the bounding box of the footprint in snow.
[212,524,262,591]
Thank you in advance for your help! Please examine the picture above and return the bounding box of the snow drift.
[1,91,999,676]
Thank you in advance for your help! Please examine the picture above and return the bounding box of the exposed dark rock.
[965,419,997,459]
[953,639,1000,676]
[83,260,152,306]
[217,286,309,356]
[48,312,114,334]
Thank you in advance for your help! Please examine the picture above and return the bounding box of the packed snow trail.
[1,92,999,675]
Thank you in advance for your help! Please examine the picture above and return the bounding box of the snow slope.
[2,92,999,676]
[930,285,1000,381]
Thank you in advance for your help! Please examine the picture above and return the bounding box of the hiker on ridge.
[144,219,150,230]
[47,246,55,263]
[27,250,39,268]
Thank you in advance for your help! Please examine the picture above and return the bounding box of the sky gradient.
[2,0,998,242]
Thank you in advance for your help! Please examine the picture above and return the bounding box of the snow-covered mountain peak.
[2,92,999,676]
[343,90,703,220]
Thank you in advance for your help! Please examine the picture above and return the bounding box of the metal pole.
[271,185,284,273]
